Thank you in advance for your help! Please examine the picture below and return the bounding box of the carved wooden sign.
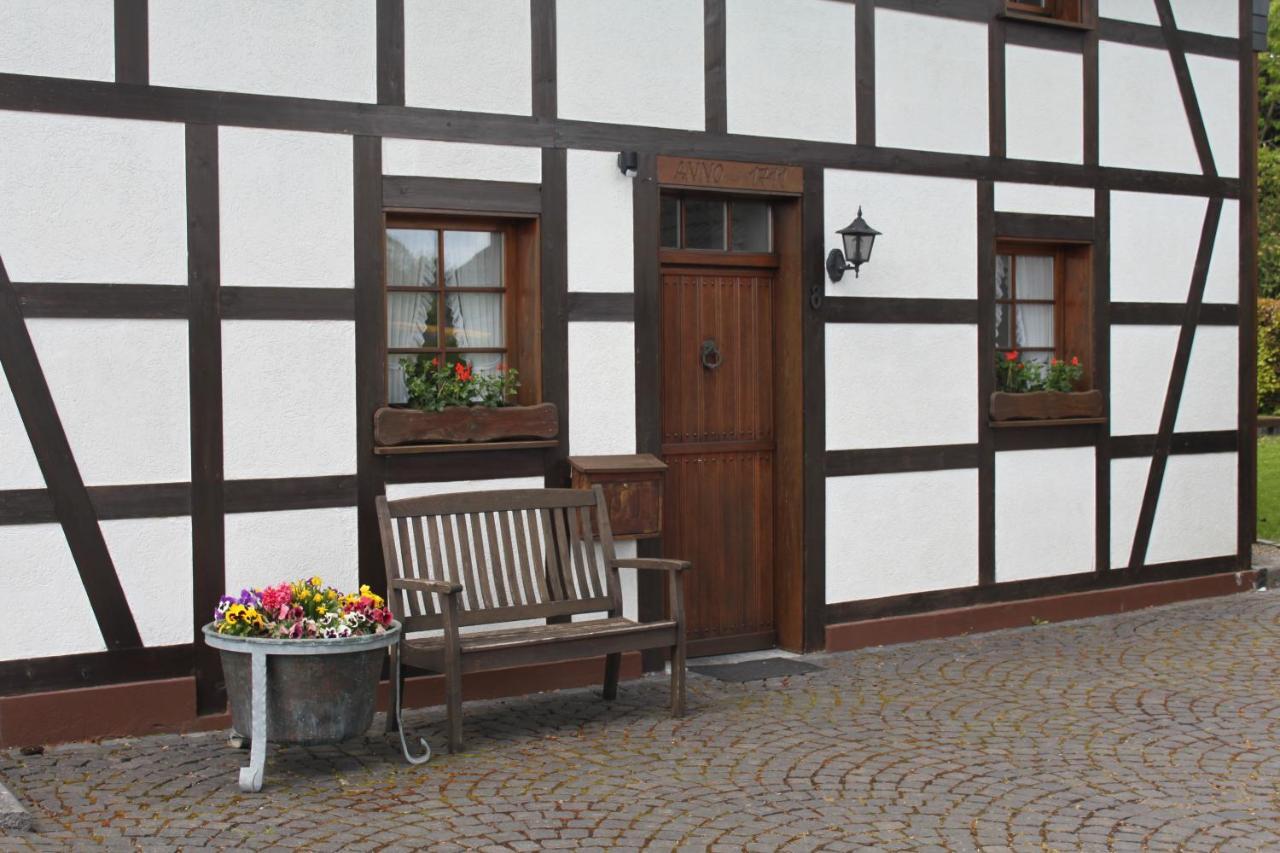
[656,156,803,195]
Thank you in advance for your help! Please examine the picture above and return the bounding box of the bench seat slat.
[398,596,617,633]
[402,616,677,656]
[387,488,596,518]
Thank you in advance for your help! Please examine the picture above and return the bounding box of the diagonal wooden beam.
[1153,0,1218,178]
[0,257,142,649]
[1126,197,1223,571]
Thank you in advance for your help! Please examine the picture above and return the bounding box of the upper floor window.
[994,239,1093,387]
[385,215,540,406]
[1005,0,1087,25]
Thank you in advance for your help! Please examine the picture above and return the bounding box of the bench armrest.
[390,578,462,596]
[611,558,692,573]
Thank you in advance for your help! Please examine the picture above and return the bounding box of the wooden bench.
[376,486,689,757]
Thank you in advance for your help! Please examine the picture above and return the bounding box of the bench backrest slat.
[377,487,621,630]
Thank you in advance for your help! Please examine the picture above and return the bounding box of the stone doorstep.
[0,778,31,833]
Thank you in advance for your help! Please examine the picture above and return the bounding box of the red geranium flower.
[1070,356,1080,366]
[1005,350,1019,362]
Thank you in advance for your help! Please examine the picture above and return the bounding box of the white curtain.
[994,255,1012,348]
[445,231,503,287]
[1014,256,1054,358]
[447,294,504,374]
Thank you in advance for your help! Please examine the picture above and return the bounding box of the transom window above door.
[660,195,772,252]
[385,223,509,405]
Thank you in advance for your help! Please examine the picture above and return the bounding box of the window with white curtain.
[994,247,1058,366]
[385,221,510,405]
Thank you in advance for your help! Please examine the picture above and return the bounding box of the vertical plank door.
[660,265,775,654]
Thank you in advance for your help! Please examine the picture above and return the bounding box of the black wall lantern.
[617,150,639,177]
[826,207,881,281]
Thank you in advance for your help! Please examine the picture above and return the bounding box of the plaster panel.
[0,372,43,491]
[825,469,979,603]
[996,447,1095,582]
[102,517,194,647]
[1175,326,1237,433]
[1100,42,1200,174]
[556,0,704,130]
[725,0,855,142]
[1110,326,1179,436]
[219,128,353,288]
[569,322,637,456]
[1110,191,1207,303]
[876,9,988,156]
[826,324,978,450]
[0,1,113,81]
[149,0,376,102]
[1147,452,1237,563]
[1005,45,1083,165]
[824,170,977,299]
[567,150,634,293]
[1203,199,1240,305]
[381,138,542,183]
[0,111,187,283]
[994,183,1095,217]
[225,507,359,596]
[222,321,356,480]
[1110,456,1152,569]
[1188,54,1240,179]
[1099,0,1158,24]
[0,524,102,661]
[1169,0,1239,37]
[404,0,531,115]
[28,319,190,486]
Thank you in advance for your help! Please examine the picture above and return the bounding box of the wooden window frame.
[660,192,774,255]
[383,212,542,407]
[995,238,1094,389]
[1003,0,1089,26]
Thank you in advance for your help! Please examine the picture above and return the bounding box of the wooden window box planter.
[989,389,1104,423]
[373,402,558,452]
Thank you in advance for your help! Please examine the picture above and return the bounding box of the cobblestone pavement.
[4,590,1280,851]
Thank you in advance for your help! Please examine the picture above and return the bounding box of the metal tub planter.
[203,624,407,792]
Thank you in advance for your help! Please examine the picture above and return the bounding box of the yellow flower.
[317,606,326,615]
[360,584,373,596]
[310,576,323,587]
[313,593,323,603]
[327,589,337,599]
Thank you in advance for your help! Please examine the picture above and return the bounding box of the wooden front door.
[660,261,776,654]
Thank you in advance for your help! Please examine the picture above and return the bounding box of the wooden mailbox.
[568,454,667,541]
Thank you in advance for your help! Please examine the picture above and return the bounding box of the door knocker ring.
[701,338,723,370]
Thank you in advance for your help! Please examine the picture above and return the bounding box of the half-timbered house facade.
[0,0,1263,745]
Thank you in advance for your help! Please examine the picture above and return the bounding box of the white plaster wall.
[1175,326,1237,433]
[1110,456,1151,569]
[28,319,190,486]
[225,507,359,595]
[568,322,637,456]
[1110,326,1179,436]
[404,0,532,115]
[567,150,633,293]
[0,524,102,661]
[556,0,704,130]
[0,112,186,284]
[994,183,1095,217]
[1100,43,1200,174]
[1204,199,1240,305]
[102,517,194,646]
[824,170,977,299]
[0,372,43,491]
[825,469,979,603]
[725,0,855,143]
[876,9,988,156]
[1099,0,1158,24]
[381,139,542,183]
[1110,191,1207,303]
[996,447,1095,582]
[222,321,356,480]
[149,0,376,102]
[1188,54,1240,179]
[219,128,353,288]
[1169,0,1239,37]
[1147,452,1237,563]
[1005,45,1083,165]
[826,324,978,450]
[0,1,113,81]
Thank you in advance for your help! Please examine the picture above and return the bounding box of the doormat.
[689,657,824,683]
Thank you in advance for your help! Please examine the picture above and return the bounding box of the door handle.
[700,338,722,370]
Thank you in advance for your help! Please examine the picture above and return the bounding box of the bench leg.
[669,640,686,718]
[602,652,621,701]
[445,661,464,754]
